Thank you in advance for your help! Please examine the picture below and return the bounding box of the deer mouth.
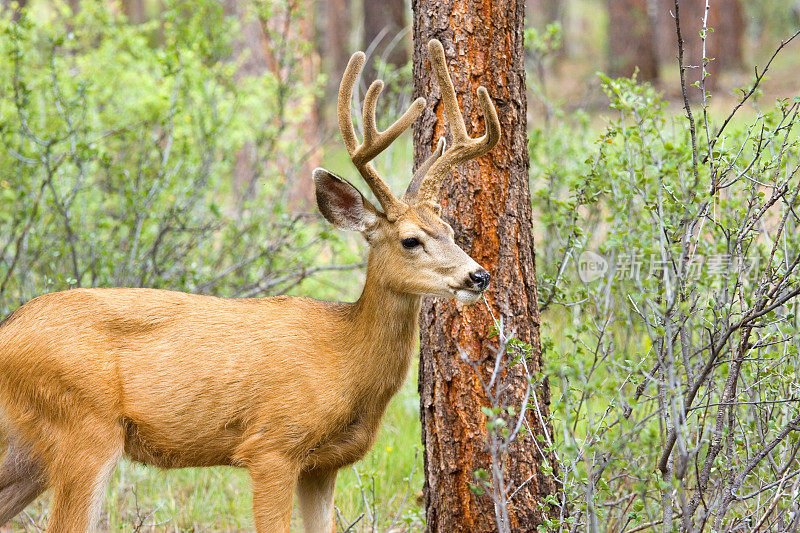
[450,287,483,304]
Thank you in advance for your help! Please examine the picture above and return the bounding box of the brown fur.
[0,203,487,532]
[0,38,497,532]
[0,439,46,526]
[0,272,416,530]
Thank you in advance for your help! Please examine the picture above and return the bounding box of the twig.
[672,0,700,190]
[236,262,365,298]
[622,512,684,533]
[706,29,800,161]
[387,448,419,531]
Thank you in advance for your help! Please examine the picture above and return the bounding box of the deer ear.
[314,168,379,232]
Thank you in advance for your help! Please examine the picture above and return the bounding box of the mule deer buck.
[0,39,500,532]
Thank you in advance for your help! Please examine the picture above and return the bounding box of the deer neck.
[341,254,422,391]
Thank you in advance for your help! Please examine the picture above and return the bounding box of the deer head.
[313,39,501,304]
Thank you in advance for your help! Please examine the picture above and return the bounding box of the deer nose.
[469,269,491,291]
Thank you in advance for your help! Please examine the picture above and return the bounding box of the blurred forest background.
[1,0,800,531]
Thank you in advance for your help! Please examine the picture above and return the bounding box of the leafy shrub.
[533,61,800,530]
[0,0,338,315]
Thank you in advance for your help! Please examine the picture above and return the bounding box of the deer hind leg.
[0,440,46,526]
[245,451,299,533]
[297,468,337,533]
[44,423,123,533]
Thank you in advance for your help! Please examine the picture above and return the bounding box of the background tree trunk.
[527,0,566,59]
[652,0,674,65]
[316,0,352,128]
[363,0,408,79]
[223,0,272,199]
[539,0,563,25]
[223,0,319,208]
[122,0,146,24]
[655,0,744,96]
[279,0,320,208]
[607,0,659,81]
[413,1,560,531]
[708,0,744,70]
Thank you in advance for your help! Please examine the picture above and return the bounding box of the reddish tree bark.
[607,0,659,81]
[652,0,675,64]
[223,0,272,199]
[708,0,744,70]
[275,1,320,208]
[413,0,559,530]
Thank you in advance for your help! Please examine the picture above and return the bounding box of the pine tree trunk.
[607,0,659,81]
[412,1,560,530]
[223,0,272,198]
[708,0,744,70]
[652,0,676,66]
[282,1,320,208]
[527,0,565,50]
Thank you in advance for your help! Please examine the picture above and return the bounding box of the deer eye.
[401,237,421,249]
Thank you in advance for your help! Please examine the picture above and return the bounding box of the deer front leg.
[246,452,298,533]
[45,424,123,533]
[297,468,337,533]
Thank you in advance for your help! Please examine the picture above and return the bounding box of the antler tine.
[403,136,446,201]
[338,50,426,220]
[414,39,501,203]
[338,52,364,155]
[428,41,469,145]
[360,81,426,164]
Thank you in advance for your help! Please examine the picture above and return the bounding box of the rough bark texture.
[413,1,559,531]
[363,0,409,79]
[607,0,659,81]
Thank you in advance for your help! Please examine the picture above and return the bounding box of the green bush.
[533,65,800,529]
[0,0,335,315]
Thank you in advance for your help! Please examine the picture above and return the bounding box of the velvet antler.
[338,51,426,220]
[407,39,501,204]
